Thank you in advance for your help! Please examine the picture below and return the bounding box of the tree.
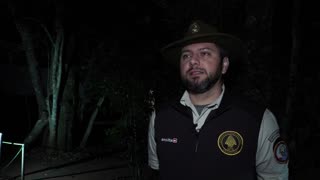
[8,0,72,150]
[8,2,49,149]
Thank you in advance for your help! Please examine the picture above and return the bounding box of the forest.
[0,0,319,179]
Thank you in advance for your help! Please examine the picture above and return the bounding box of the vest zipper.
[195,139,199,152]
[195,131,199,152]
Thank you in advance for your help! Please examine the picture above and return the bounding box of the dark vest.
[154,91,265,180]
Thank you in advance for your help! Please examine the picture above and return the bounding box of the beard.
[181,69,222,94]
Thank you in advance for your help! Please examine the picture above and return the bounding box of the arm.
[256,109,289,180]
[147,111,160,179]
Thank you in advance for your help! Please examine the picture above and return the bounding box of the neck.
[189,82,223,105]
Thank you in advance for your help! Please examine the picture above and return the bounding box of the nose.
[189,55,200,66]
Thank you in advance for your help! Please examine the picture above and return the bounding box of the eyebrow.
[181,47,214,53]
[199,48,214,51]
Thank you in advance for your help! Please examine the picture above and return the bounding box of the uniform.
[148,86,289,180]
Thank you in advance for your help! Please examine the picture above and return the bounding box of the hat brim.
[161,33,247,67]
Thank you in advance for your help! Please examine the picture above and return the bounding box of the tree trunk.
[80,96,105,148]
[10,5,48,148]
[23,112,49,149]
[57,33,76,151]
[47,30,64,148]
[58,67,76,151]
[14,22,47,115]
[47,1,65,148]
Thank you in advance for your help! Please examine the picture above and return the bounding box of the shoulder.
[154,101,174,113]
[230,93,267,118]
[154,96,181,112]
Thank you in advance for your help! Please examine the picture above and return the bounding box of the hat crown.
[184,20,219,38]
[161,20,247,66]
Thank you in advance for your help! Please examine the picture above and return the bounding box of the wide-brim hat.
[161,20,248,66]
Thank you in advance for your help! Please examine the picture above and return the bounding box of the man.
[147,20,289,180]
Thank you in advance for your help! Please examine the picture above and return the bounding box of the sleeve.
[256,109,289,180]
[148,110,159,170]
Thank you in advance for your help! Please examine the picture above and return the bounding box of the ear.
[222,57,229,74]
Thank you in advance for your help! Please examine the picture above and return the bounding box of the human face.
[180,42,229,94]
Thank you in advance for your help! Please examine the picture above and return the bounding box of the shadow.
[7,150,131,180]
[26,164,131,180]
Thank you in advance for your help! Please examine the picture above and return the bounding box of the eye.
[180,53,192,61]
[199,51,211,57]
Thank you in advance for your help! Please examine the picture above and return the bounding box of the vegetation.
[1,0,318,179]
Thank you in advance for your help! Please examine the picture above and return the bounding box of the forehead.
[181,42,219,52]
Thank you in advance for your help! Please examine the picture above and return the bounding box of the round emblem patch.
[273,138,289,163]
[217,131,243,156]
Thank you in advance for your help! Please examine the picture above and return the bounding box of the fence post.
[0,133,2,161]
[2,140,25,180]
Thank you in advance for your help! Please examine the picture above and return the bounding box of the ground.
[0,146,150,180]
[1,145,319,180]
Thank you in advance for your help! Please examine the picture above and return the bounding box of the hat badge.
[189,22,200,34]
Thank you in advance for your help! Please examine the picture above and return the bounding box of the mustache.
[187,68,205,73]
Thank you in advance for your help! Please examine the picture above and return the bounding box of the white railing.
[1,133,25,180]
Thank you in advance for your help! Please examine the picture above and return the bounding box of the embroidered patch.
[189,22,200,34]
[161,138,178,143]
[273,138,289,163]
[217,131,243,156]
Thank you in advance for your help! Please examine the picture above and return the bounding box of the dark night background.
[0,0,319,179]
